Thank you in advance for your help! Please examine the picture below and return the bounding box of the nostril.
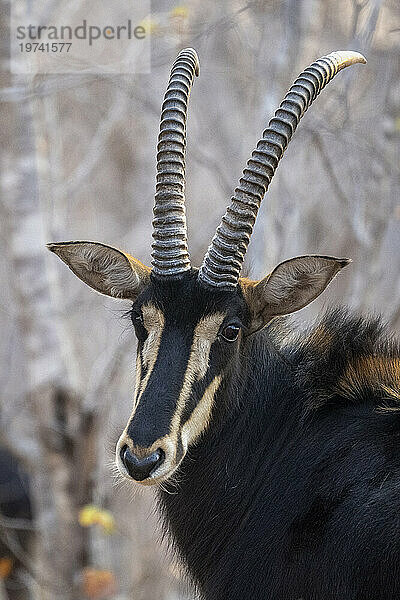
[120,444,128,464]
[120,445,165,481]
[155,448,165,465]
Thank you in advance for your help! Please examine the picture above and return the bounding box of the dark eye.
[131,310,142,325]
[221,324,240,342]
[131,311,147,340]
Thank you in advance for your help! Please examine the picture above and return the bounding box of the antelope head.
[48,48,365,484]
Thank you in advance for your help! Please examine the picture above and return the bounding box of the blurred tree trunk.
[248,0,303,277]
[5,79,94,600]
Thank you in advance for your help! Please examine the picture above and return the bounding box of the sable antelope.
[49,49,400,599]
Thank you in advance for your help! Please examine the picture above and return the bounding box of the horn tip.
[329,50,367,69]
[345,50,367,64]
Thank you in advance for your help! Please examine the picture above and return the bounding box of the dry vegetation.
[0,0,399,598]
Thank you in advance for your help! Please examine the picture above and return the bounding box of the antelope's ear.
[241,255,350,334]
[47,241,150,300]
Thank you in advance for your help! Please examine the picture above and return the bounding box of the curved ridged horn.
[198,51,366,289]
[151,48,200,279]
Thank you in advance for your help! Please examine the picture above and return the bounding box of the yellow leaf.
[79,505,98,528]
[139,17,160,35]
[79,505,116,534]
[170,5,189,19]
[0,558,13,579]
[96,510,116,535]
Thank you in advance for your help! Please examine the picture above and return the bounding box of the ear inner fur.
[47,241,150,299]
[240,256,350,334]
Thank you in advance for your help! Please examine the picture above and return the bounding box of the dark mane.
[288,308,400,413]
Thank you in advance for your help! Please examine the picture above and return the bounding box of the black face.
[49,241,347,485]
[116,269,250,484]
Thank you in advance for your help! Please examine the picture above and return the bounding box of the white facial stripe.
[169,312,226,449]
[132,348,142,413]
[196,336,214,380]
[181,375,222,449]
[137,304,164,400]
[141,304,164,366]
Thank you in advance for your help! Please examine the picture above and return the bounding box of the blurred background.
[0,0,399,598]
